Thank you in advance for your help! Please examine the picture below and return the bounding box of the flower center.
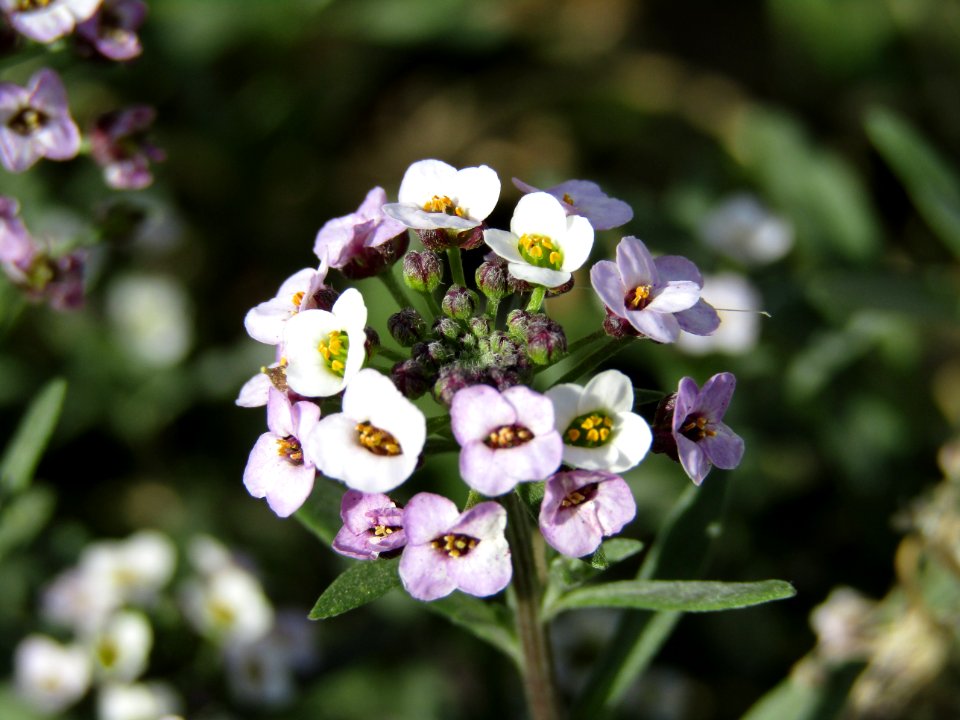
[562,192,575,205]
[15,0,54,11]
[317,329,349,376]
[261,360,288,393]
[625,284,653,311]
[564,411,614,447]
[96,638,119,669]
[518,234,563,270]
[276,435,304,465]
[484,423,534,449]
[8,107,46,136]
[431,533,479,558]
[680,414,716,442]
[355,421,403,456]
[560,482,599,508]
[371,524,400,537]
[423,195,467,217]
[291,290,305,308]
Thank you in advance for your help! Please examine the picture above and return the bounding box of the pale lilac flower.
[546,369,652,473]
[383,158,500,232]
[590,236,719,343]
[14,634,92,714]
[512,177,633,230]
[398,493,511,602]
[332,490,406,560]
[539,470,636,557]
[699,193,793,265]
[76,0,145,60]
[655,372,744,485]
[0,68,81,172]
[484,192,594,289]
[245,266,331,346]
[451,383,563,496]
[282,287,367,397]
[90,105,165,190]
[0,195,34,272]
[303,369,425,493]
[243,388,321,518]
[1,0,101,43]
[313,186,409,278]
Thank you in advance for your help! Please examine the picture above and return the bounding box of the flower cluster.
[239,158,745,603]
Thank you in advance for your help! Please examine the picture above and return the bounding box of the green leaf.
[739,663,862,720]
[866,107,960,259]
[309,559,401,619]
[0,487,55,561]
[422,593,520,666]
[295,476,345,546]
[0,378,67,497]
[544,579,796,619]
[543,538,645,612]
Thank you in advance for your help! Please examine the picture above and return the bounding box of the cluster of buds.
[238,158,745,603]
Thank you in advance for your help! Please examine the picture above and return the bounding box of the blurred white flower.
[90,610,153,683]
[186,534,235,576]
[97,681,181,720]
[81,530,177,607]
[42,566,123,634]
[182,564,274,646]
[676,273,762,355]
[810,586,876,664]
[699,194,793,265]
[107,273,193,367]
[15,634,92,714]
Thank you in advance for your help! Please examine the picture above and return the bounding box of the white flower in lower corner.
[97,681,181,720]
[15,634,91,714]
[89,610,153,684]
[282,287,367,397]
[303,368,426,493]
[546,369,652,473]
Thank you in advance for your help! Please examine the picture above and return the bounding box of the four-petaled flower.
[398,493,511,602]
[89,105,165,190]
[512,177,633,231]
[546,369,652,473]
[0,68,81,173]
[304,369,426,493]
[484,192,594,289]
[539,469,636,558]
[451,383,564,496]
[590,236,719,344]
[1,0,101,43]
[243,388,321,518]
[245,266,332,346]
[76,0,146,61]
[332,490,406,560]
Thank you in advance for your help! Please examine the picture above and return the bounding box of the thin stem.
[485,296,501,320]
[505,493,562,720]
[446,247,466,288]
[565,328,607,356]
[375,345,405,362]
[526,286,547,313]
[548,337,625,385]
[423,289,443,320]
[377,269,417,311]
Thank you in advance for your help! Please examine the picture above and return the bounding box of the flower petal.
[589,260,627,315]
[558,215,594,272]
[450,384,516,444]
[615,236,657,288]
[676,299,721,336]
[580,369,634,414]
[483,228,524,263]
[700,423,744,470]
[510,192,568,240]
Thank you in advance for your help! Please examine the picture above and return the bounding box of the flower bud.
[310,286,340,312]
[388,307,426,347]
[602,307,641,339]
[505,309,534,339]
[340,232,410,280]
[433,316,461,341]
[475,257,510,300]
[650,392,679,460]
[441,284,478,321]
[469,316,491,338]
[433,364,483,406]
[402,251,443,293]
[391,358,436,399]
[546,276,575,297]
[526,322,567,365]
[364,326,380,360]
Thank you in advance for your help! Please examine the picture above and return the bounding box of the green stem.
[565,328,607,356]
[526,286,547,313]
[446,248,466,288]
[423,289,443,320]
[485,296,501,320]
[548,337,625,385]
[375,345,405,363]
[378,269,417,311]
[505,493,562,720]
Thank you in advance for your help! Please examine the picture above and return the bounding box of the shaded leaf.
[0,487,55,561]
[0,378,66,497]
[309,559,401,619]
[423,593,520,666]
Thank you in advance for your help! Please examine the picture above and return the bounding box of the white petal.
[331,287,368,329]
[453,165,500,221]
[606,411,652,472]
[383,203,478,231]
[647,281,701,313]
[558,215,594,272]
[483,228,523,263]
[397,159,457,205]
[544,383,582,433]
[580,370,634,414]
[507,262,570,289]
[510,192,568,240]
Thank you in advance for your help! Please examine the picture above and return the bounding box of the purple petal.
[672,377,701,433]
[340,490,395,533]
[700,424,744,470]
[459,442,521,496]
[34,118,81,160]
[29,69,69,114]
[399,543,456,601]
[450,385,516,444]
[625,307,680,344]
[615,236,657,288]
[698,372,737,421]
[676,299,721,336]
[548,180,633,231]
[676,435,711,485]
[589,260,627,315]
[645,281,701,314]
[403,493,460,545]
[654,255,703,285]
[503,385,555,436]
[0,129,39,173]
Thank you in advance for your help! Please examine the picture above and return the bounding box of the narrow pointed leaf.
[309,558,401,619]
[422,594,521,666]
[545,579,795,619]
[544,538,645,611]
[0,378,67,496]
[0,487,55,561]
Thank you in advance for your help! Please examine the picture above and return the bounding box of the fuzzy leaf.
[0,378,67,497]
[544,538,645,612]
[423,594,521,666]
[546,579,795,619]
[309,559,401,619]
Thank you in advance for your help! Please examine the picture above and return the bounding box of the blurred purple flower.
[451,384,563,496]
[90,105,165,190]
[590,236,719,343]
[513,177,632,231]
[539,469,636,557]
[332,490,406,560]
[1,0,101,43]
[398,492,511,602]
[0,68,81,173]
[76,0,145,61]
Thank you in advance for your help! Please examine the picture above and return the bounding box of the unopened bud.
[441,284,478,320]
[391,359,435,399]
[651,392,679,460]
[476,257,511,301]
[388,307,426,347]
[526,323,567,365]
[402,250,443,293]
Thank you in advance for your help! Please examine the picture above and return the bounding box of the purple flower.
[243,388,321,517]
[0,196,34,272]
[76,0,145,61]
[1,0,101,43]
[332,490,406,560]
[512,177,632,231]
[655,372,744,485]
[313,187,409,279]
[451,384,564,496]
[539,470,636,557]
[398,493,511,602]
[90,105,165,190]
[590,236,719,344]
[0,68,81,173]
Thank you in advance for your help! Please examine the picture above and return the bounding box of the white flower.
[546,369,652,473]
[186,534,234,576]
[282,287,367,397]
[182,565,273,646]
[382,158,501,231]
[89,611,153,683]
[97,681,181,720]
[41,566,122,634]
[699,193,793,265]
[15,634,92,714]
[484,192,594,288]
[81,530,176,607]
[106,273,193,368]
[243,265,328,345]
[676,273,762,356]
[303,368,426,493]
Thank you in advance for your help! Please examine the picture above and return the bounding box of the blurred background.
[0,0,959,718]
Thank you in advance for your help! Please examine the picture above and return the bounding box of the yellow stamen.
[291,290,305,308]
[356,422,403,456]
